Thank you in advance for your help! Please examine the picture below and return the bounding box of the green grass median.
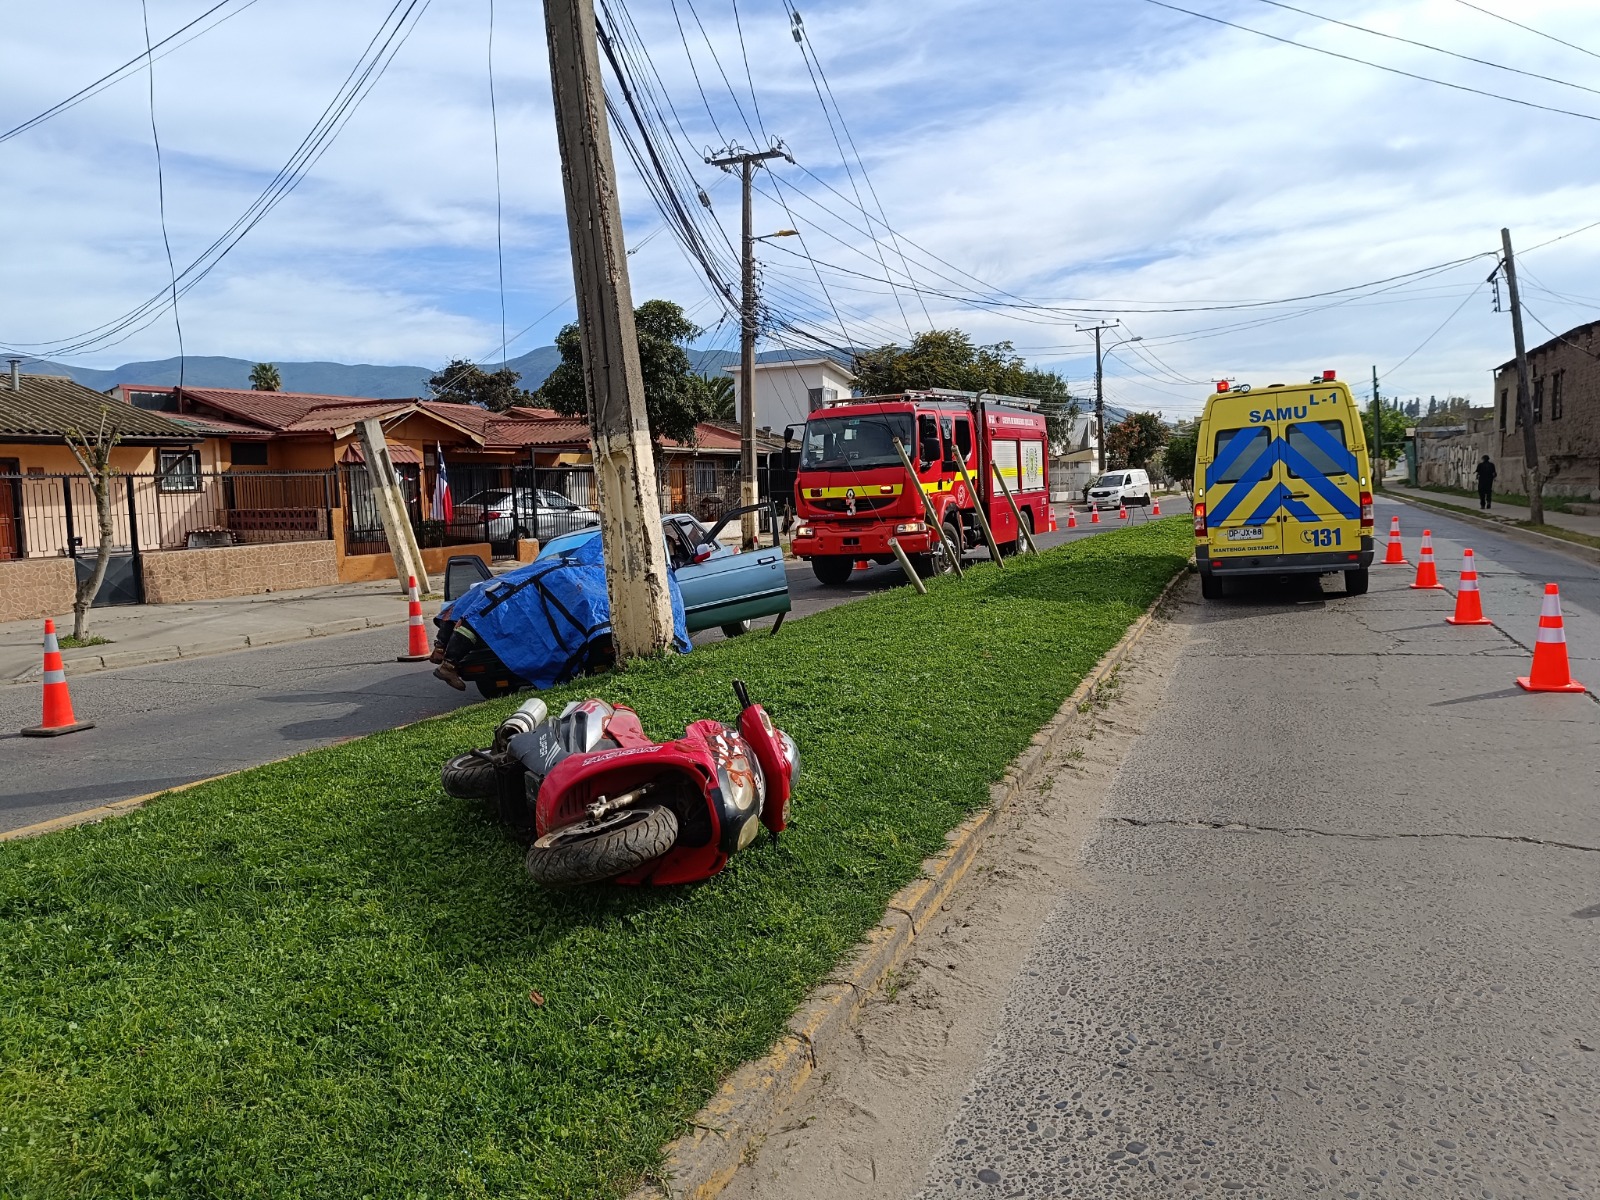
[0,519,1190,1200]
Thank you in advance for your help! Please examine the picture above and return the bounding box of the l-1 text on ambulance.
[1192,370,1374,600]
[789,390,1052,585]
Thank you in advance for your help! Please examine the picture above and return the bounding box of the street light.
[1096,335,1142,472]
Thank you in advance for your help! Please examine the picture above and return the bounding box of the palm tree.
[687,372,735,422]
[249,362,282,391]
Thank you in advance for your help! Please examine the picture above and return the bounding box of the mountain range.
[24,348,834,400]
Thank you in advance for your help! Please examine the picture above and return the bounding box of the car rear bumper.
[1196,538,1374,575]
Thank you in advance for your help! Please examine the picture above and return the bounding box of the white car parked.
[1085,469,1153,510]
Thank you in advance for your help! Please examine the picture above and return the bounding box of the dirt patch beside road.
[720,586,1196,1200]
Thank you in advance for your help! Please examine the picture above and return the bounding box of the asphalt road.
[0,501,1182,835]
[917,495,1600,1198]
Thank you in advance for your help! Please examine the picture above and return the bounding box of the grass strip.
[0,520,1190,1200]
[1412,481,1583,514]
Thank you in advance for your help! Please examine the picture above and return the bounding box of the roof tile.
[0,375,197,442]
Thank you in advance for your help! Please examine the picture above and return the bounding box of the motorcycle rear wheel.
[440,751,498,800]
[525,805,679,887]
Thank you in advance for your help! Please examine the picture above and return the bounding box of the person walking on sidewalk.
[1476,455,1497,510]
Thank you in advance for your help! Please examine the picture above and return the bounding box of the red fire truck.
[788,390,1053,585]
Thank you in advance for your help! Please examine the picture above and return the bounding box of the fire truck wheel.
[525,805,680,887]
[942,519,964,567]
[811,556,855,586]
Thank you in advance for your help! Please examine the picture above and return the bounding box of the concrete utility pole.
[708,144,792,549]
[1370,366,1382,485]
[1500,227,1545,525]
[543,0,676,656]
[1077,322,1118,472]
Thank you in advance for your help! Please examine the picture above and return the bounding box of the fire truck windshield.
[800,413,913,471]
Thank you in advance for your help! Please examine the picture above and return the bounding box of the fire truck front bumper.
[790,520,936,560]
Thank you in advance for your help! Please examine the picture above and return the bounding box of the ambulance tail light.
[1359,491,1374,531]
[1193,502,1207,537]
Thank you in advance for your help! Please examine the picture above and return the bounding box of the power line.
[1452,0,1600,63]
[5,0,433,359]
[783,2,932,329]
[1243,0,1600,100]
[1141,0,1600,124]
[488,0,507,368]
[140,0,185,391]
[1382,281,1486,384]
[1,0,266,145]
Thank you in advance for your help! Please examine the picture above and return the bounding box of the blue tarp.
[442,534,690,690]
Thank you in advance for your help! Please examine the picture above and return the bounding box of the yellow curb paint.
[629,565,1190,1200]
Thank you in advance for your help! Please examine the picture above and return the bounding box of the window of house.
[157,450,201,493]
[1533,378,1544,423]
[1514,386,1523,428]
[807,387,824,411]
[1499,387,1508,429]
[230,441,269,466]
[1552,371,1564,421]
[694,458,720,494]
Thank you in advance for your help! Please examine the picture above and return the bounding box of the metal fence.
[0,470,336,562]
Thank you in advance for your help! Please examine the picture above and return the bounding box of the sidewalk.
[1384,482,1600,539]
[1,580,443,684]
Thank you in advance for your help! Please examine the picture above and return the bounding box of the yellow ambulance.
[1193,370,1374,599]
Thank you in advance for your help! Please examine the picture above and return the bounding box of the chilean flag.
[432,444,453,523]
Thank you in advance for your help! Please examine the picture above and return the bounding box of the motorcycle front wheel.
[440,751,498,800]
[525,805,679,887]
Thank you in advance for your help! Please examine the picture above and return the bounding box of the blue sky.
[4,0,1600,417]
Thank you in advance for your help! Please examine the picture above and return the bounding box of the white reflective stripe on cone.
[1537,624,1567,644]
[43,634,60,654]
[43,668,67,685]
[1541,592,1563,618]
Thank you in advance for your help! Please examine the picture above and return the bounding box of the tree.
[249,362,281,391]
[427,359,538,412]
[1104,411,1167,470]
[683,372,735,423]
[851,328,1077,442]
[540,299,714,448]
[1362,403,1410,462]
[63,409,122,641]
[1163,420,1198,493]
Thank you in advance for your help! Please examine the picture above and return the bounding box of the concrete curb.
[0,770,241,842]
[5,612,412,684]
[626,565,1191,1200]
[1384,491,1600,567]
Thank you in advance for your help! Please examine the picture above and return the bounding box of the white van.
[1085,469,1152,510]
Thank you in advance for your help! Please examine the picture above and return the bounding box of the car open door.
[675,501,791,634]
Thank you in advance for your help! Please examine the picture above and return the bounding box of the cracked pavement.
[918,498,1600,1199]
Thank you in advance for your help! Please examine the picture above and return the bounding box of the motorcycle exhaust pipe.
[495,697,549,747]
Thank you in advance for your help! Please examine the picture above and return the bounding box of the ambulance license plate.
[1225,526,1265,542]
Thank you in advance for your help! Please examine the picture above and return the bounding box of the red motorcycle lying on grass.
[441,681,799,887]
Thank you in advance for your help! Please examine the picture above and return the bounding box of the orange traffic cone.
[1047,507,1057,532]
[1118,502,1128,521]
[1382,515,1406,565]
[1410,530,1444,589]
[1066,507,1077,529]
[398,575,431,662]
[1151,497,1162,516]
[1517,583,1586,693]
[1090,507,1100,524]
[21,619,94,737]
[1446,549,1493,626]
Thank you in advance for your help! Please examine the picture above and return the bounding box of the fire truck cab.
[789,390,1053,585]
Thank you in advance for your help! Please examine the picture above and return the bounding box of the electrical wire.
[1382,281,1486,383]
[1140,0,1600,124]
[6,0,433,358]
[782,2,932,329]
[1452,0,1600,64]
[488,0,507,369]
[1,0,265,145]
[1243,0,1600,100]
[140,0,185,391]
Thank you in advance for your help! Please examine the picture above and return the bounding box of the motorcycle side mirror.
[693,543,716,564]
